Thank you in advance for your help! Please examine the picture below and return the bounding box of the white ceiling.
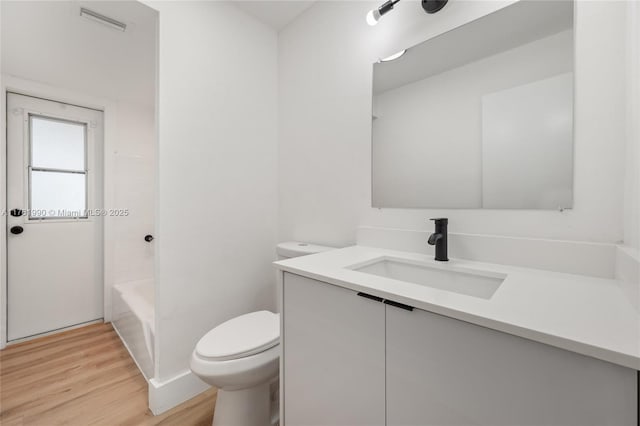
[232,1,315,31]
[1,1,157,107]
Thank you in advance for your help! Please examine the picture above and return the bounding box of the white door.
[6,93,104,341]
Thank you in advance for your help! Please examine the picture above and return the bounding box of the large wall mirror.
[372,1,574,209]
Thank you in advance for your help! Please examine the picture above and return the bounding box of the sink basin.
[350,257,505,299]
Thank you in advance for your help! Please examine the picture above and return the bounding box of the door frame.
[0,75,118,349]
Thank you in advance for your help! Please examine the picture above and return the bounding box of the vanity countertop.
[274,245,640,370]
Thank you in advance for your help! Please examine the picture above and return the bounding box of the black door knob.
[144,234,154,242]
[10,226,24,235]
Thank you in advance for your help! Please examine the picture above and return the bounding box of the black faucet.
[428,218,448,261]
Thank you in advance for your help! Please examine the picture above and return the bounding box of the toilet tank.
[276,241,334,260]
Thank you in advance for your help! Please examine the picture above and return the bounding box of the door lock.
[10,209,23,217]
[10,226,24,235]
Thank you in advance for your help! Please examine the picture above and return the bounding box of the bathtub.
[112,279,155,380]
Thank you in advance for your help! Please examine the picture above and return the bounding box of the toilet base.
[213,382,271,426]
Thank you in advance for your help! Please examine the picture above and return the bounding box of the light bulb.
[366,9,381,26]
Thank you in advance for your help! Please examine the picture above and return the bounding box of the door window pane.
[30,171,86,218]
[31,116,85,171]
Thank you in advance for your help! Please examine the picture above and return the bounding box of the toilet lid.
[196,311,280,361]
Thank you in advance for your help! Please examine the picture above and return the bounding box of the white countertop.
[274,245,640,370]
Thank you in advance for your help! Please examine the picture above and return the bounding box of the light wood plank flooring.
[0,323,217,425]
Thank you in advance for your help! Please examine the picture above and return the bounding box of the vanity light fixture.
[80,7,127,32]
[367,0,448,26]
[380,49,406,62]
[422,0,449,14]
[366,0,400,26]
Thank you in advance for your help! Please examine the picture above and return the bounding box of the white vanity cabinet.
[282,273,386,426]
[281,273,638,426]
[386,305,637,426]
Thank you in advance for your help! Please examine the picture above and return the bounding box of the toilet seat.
[196,310,279,361]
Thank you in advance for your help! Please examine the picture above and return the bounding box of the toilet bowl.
[191,310,280,426]
[190,241,333,426]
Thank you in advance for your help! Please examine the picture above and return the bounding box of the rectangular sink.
[350,257,505,299]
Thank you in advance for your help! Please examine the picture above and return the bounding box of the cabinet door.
[283,273,385,426]
[386,305,637,426]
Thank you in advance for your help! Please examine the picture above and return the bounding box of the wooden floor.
[0,323,217,426]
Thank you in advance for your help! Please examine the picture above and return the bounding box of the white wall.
[113,102,156,284]
[279,0,628,247]
[373,30,572,208]
[623,0,640,251]
[149,1,278,381]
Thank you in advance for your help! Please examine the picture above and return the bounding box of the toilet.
[190,241,333,426]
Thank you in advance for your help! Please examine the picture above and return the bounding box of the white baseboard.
[149,369,210,415]
[357,226,616,278]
